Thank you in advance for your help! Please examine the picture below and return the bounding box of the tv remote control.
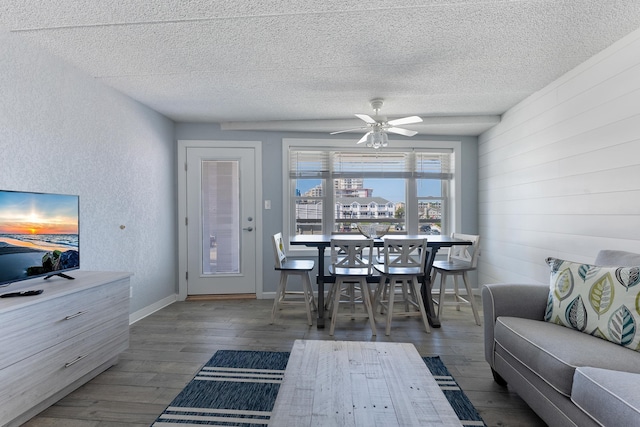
[0,289,44,298]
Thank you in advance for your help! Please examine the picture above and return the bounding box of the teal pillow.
[544,257,640,351]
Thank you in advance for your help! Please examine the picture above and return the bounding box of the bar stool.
[431,233,482,325]
[328,238,377,336]
[270,232,316,326]
[373,238,431,335]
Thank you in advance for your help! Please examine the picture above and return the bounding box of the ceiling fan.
[330,98,423,148]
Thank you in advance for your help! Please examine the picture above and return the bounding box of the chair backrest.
[594,249,640,266]
[330,238,374,274]
[448,233,480,267]
[272,232,287,269]
[382,238,427,270]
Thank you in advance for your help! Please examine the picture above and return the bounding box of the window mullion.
[325,151,335,233]
[406,151,415,232]
[323,178,333,234]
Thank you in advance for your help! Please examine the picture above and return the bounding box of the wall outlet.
[264,199,271,209]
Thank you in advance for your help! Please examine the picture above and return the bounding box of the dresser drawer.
[0,278,129,370]
[0,315,129,424]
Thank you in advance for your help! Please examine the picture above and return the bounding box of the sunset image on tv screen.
[0,190,79,285]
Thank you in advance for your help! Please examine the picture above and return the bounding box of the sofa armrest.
[482,283,549,367]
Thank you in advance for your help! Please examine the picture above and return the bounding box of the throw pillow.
[544,257,640,351]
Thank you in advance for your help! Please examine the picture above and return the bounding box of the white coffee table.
[270,340,462,426]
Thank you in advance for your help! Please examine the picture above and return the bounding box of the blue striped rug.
[152,350,486,426]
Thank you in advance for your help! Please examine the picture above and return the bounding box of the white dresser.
[0,271,131,427]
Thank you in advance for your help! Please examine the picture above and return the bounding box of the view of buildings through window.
[285,147,457,235]
[295,177,443,235]
[288,147,453,237]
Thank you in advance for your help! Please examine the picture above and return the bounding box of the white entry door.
[182,145,260,296]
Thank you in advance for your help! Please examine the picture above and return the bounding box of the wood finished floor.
[22,297,547,427]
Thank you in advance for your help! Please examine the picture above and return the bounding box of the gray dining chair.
[328,238,377,336]
[270,232,316,326]
[431,233,481,325]
[373,238,431,335]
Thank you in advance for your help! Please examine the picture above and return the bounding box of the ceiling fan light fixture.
[366,130,388,149]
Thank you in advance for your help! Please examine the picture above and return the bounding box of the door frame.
[177,140,263,301]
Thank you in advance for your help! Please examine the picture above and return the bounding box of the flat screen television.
[0,190,79,286]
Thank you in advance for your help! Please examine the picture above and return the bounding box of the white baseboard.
[129,294,178,325]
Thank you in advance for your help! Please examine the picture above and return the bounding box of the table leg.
[316,246,326,328]
[422,247,441,328]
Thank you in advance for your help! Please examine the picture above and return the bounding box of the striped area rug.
[152,350,486,426]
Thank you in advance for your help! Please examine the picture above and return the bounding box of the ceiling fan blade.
[355,114,377,124]
[387,127,418,137]
[356,132,371,144]
[330,127,367,135]
[387,116,423,126]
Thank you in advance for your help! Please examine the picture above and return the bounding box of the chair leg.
[326,282,336,314]
[462,272,482,326]
[379,277,390,314]
[329,278,343,336]
[401,280,410,312]
[385,278,396,336]
[437,271,447,319]
[373,276,386,314]
[361,280,377,336]
[349,283,356,317]
[453,275,461,311]
[304,272,317,312]
[330,277,377,336]
[270,273,288,324]
[301,272,313,326]
[411,277,431,333]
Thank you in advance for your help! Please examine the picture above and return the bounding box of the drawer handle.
[64,311,88,320]
[65,354,89,368]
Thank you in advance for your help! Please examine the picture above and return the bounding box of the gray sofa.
[482,250,640,427]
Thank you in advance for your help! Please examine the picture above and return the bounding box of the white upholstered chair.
[431,233,481,325]
[270,232,316,326]
[373,238,431,335]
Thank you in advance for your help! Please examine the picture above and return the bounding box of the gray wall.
[0,28,480,313]
[478,27,640,286]
[1,30,177,315]
[175,123,479,294]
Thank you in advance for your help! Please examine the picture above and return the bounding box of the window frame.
[282,138,462,253]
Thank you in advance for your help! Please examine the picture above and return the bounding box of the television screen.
[0,190,79,286]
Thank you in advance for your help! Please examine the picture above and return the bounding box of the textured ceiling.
[3,1,640,135]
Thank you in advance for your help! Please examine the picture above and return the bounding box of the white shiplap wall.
[478,27,640,286]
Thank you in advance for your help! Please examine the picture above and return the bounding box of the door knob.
[243,227,254,232]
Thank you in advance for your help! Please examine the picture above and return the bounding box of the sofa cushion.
[544,257,640,351]
[572,367,640,427]
[494,317,640,397]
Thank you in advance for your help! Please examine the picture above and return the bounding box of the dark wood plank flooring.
[22,297,546,427]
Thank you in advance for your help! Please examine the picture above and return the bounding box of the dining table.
[290,234,472,329]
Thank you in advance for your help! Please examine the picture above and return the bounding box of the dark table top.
[290,234,471,248]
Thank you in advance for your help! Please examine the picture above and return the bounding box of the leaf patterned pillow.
[544,257,640,352]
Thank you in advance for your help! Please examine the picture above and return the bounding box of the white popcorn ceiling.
[2,1,640,135]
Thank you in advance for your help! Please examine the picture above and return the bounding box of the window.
[284,139,460,242]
